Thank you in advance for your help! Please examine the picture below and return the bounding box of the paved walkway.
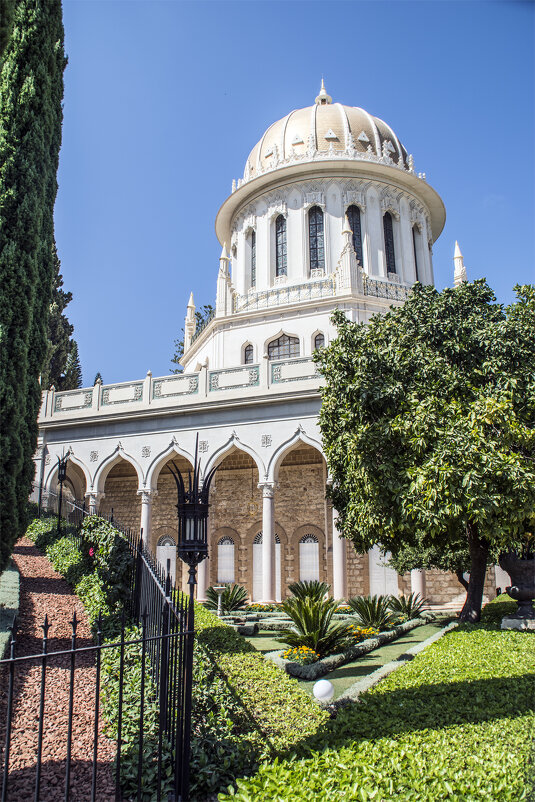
[0,538,117,801]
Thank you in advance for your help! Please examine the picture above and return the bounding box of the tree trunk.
[455,569,469,591]
[459,521,489,622]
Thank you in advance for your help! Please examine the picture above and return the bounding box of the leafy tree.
[0,0,66,572]
[171,304,214,373]
[41,240,74,389]
[316,281,535,622]
[61,340,82,390]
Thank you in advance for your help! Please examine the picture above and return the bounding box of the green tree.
[171,304,214,373]
[61,340,82,390]
[41,240,74,389]
[0,0,66,572]
[316,281,535,622]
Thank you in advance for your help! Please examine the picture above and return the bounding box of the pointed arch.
[203,434,265,481]
[44,451,91,494]
[93,449,143,494]
[267,428,325,482]
[145,441,195,491]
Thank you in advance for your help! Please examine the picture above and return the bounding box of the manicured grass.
[219,603,534,801]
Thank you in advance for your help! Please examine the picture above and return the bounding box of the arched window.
[308,206,325,272]
[383,212,396,274]
[217,536,235,584]
[412,226,420,282]
[156,535,177,584]
[275,215,287,277]
[346,205,363,266]
[299,534,320,582]
[253,532,281,601]
[314,333,325,351]
[250,230,256,288]
[244,344,254,364]
[268,334,300,360]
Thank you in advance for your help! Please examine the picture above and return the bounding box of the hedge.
[219,596,534,801]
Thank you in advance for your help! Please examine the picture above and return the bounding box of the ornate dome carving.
[244,81,410,181]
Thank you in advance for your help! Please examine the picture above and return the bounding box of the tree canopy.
[41,240,77,390]
[316,280,535,621]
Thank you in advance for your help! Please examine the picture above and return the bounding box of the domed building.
[34,84,498,607]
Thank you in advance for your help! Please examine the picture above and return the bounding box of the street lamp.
[167,436,217,802]
[56,452,69,533]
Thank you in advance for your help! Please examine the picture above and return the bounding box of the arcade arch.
[99,459,140,531]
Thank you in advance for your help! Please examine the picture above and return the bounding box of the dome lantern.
[315,78,332,106]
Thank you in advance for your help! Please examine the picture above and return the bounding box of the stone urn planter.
[498,551,535,630]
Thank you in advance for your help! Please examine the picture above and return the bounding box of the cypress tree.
[62,340,83,390]
[41,240,74,390]
[0,0,66,571]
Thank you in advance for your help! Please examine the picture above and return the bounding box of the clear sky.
[55,0,534,386]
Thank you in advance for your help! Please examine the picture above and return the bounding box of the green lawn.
[221,603,534,801]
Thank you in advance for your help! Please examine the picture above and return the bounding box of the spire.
[219,242,230,275]
[315,78,332,106]
[453,241,467,286]
[187,291,195,310]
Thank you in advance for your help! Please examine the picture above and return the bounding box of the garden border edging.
[265,616,431,680]
[0,560,20,659]
[332,620,459,707]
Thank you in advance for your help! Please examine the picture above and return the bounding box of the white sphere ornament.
[313,679,334,702]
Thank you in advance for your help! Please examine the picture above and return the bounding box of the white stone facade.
[34,86,496,606]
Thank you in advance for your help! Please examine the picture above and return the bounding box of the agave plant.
[388,592,428,620]
[347,594,396,630]
[204,584,248,613]
[277,596,352,657]
[287,579,331,603]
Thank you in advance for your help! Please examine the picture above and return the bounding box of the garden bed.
[266,616,431,679]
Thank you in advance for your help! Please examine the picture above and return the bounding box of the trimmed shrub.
[80,516,133,606]
[46,537,89,586]
[26,516,63,551]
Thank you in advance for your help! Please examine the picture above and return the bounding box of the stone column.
[197,558,208,601]
[137,489,157,545]
[259,482,276,602]
[85,491,105,516]
[410,569,425,598]
[332,508,347,600]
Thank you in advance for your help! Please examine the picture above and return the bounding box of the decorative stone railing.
[39,357,321,423]
[233,277,335,313]
[363,275,410,301]
[190,307,215,345]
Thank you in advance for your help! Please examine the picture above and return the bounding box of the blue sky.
[55,0,534,386]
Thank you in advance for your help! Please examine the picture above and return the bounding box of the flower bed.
[267,617,429,680]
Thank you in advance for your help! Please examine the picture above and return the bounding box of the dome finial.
[315,78,332,106]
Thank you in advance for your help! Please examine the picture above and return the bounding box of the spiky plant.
[287,580,331,603]
[277,596,352,657]
[388,592,428,620]
[347,595,396,630]
[204,584,248,614]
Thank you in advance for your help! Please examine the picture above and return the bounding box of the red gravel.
[0,538,119,801]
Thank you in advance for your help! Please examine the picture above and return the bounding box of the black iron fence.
[0,484,195,801]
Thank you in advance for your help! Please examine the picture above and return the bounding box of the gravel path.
[0,538,118,801]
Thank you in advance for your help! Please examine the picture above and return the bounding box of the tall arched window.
[250,230,256,287]
[299,534,320,582]
[383,212,396,274]
[275,215,287,277]
[253,532,281,601]
[412,226,420,282]
[314,333,325,351]
[308,206,325,272]
[346,205,363,266]
[244,344,253,364]
[268,334,300,360]
[217,536,235,584]
[156,535,177,585]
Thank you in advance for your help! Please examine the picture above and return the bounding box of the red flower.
[89,547,95,557]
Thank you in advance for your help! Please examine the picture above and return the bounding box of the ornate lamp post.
[56,452,69,533]
[167,437,217,802]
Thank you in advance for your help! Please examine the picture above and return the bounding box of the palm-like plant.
[287,579,330,603]
[388,592,428,620]
[204,584,248,613]
[347,595,396,630]
[277,596,352,657]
